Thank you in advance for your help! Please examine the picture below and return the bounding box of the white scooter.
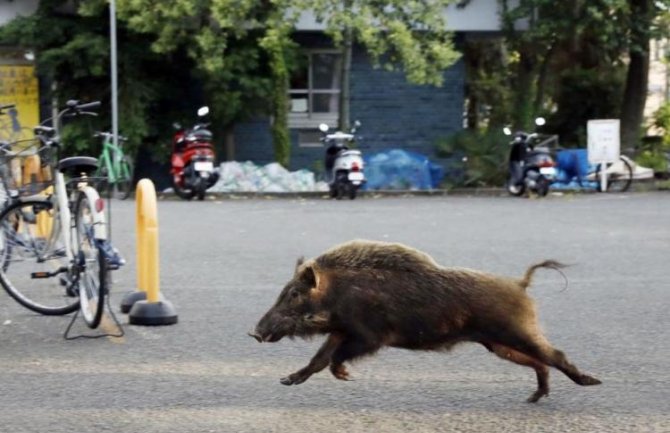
[319,122,366,200]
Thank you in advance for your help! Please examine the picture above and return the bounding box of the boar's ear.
[294,256,306,276]
[303,265,328,300]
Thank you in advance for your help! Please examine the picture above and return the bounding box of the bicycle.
[0,100,122,328]
[94,131,134,199]
[590,155,634,192]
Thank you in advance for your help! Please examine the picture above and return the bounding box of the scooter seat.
[186,129,213,141]
[58,156,98,175]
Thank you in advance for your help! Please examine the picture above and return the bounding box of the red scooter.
[170,106,219,200]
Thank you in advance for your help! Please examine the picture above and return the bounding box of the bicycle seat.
[58,156,98,176]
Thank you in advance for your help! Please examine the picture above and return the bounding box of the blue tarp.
[552,149,598,190]
[363,149,445,190]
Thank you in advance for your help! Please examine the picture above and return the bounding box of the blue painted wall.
[233,44,465,173]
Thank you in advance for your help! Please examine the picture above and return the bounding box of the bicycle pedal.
[31,266,68,279]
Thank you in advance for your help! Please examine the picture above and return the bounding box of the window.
[289,51,342,128]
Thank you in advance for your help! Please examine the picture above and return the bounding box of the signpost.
[587,119,620,192]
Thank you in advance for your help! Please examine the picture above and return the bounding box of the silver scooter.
[319,122,366,200]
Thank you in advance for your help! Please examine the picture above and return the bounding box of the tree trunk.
[533,44,555,115]
[463,39,479,130]
[620,0,652,151]
[339,25,353,131]
[512,49,536,130]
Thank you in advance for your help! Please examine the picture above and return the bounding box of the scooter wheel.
[506,180,525,197]
[172,178,196,200]
[536,177,550,197]
[348,186,357,200]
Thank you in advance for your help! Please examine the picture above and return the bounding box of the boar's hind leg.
[485,343,550,403]
[503,333,602,388]
[280,333,343,386]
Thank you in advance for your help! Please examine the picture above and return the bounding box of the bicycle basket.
[0,139,56,197]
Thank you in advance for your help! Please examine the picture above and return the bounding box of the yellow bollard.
[126,179,178,326]
[22,154,42,195]
[136,178,160,303]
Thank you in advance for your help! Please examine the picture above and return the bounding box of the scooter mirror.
[318,123,329,133]
[197,106,210,117]
[354,120,362,128]
[535,117,546,126]
[173,122,182,130]
[503,127,512,136]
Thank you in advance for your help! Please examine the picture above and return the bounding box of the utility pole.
[110,0,119,153]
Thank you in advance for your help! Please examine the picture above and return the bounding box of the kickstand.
[63,294,125,340]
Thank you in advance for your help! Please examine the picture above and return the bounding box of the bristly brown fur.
[252,240,601,402]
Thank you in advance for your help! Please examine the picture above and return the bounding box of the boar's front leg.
[329,335,382,381]
[280,333,344,386]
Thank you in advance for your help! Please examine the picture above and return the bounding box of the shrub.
[435,130,508,187]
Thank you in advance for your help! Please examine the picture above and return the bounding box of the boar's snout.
[251,311,291,343]
[248,331,263,343]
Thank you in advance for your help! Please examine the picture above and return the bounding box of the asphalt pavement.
[0,192,668,433]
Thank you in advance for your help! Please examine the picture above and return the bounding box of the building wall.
[233,46,465,172]
[294,0,521,32]
[0,0,38,26]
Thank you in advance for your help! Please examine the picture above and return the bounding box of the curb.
[153,180,668,201]
[156,188,507,200]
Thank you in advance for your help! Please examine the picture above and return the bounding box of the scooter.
[170,106,220,200]
[319,121,366,200]
[504,117,557,197]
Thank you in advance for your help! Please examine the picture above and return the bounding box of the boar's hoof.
[578,374,602,386]
[527,389,549,403]
[280,373,307,386]
[330,364,351,381]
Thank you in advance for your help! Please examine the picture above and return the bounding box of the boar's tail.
[519,260,569,291]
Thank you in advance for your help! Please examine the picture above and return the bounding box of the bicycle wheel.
[113,155,134,200]
[0,199,79,315]
[73,192,107,328]
[595,157,633,192]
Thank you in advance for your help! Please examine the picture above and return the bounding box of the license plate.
[348,172,364,181]
[194,161,214,172]
[539,167,556,177]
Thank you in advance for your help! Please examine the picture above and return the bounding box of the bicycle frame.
[27,170,107,266]
[97,133,128,184]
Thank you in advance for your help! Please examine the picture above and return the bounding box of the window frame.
[288,49,342,129]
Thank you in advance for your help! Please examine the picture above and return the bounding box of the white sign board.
[587,119,620,164]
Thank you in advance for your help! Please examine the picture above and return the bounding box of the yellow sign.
[0,65,39,142]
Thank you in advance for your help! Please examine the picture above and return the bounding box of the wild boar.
[250,240,601,402]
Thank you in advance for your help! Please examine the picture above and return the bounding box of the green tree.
[290,0,461,130]
[116,0,287,162]
[0,0,190,157]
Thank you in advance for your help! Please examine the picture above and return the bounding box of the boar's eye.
[290,289,300,299]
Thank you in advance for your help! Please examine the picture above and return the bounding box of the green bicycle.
[94,131,134,199]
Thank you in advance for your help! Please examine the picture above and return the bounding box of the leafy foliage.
[435,130,508,187]
[293,0,461,87]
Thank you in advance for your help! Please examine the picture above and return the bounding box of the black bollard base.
[128,300,178,326]
[120,291,147,314]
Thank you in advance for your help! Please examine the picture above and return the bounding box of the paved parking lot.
[0,192,668,432]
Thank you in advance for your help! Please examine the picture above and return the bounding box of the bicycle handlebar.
[94,131,127,141]
[76,101,101,111]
